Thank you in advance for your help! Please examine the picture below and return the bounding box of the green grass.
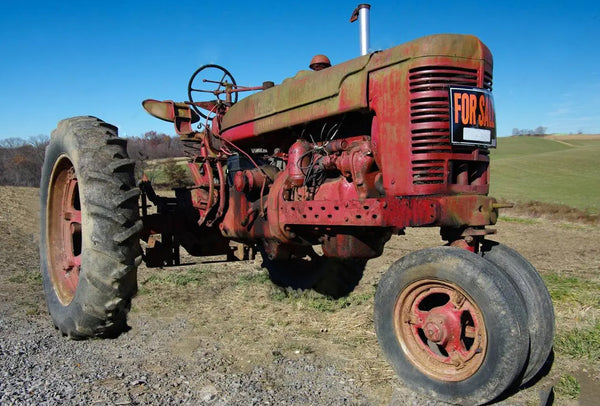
[498,216,539,224]
[555,323,600,361]
[269,287,374,312]
[237,270,271,286]
[544,274,600,362]
[490,136,600,214]
[491,136,573,159]
[143,267,209,287]
[542,274,600,306]
[9,271,42,284]
[555,374,581,399]
[237,269,375,312]
[141,158,192,186]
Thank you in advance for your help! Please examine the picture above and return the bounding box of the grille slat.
[410,80,477,92]
[411,121,450,132]
[411,108,449,116]
[484,70,493,90]
[412,159,445,184]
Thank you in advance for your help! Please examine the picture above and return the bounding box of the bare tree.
[127,131,186,180]
[0,136,49,186]
[511,127,548,137]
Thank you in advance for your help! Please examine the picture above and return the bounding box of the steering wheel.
[187,64,238,120]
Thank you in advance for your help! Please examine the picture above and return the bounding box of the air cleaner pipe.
[351,4,371,55]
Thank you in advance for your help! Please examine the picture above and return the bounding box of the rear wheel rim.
[47,155,82,305]
[394,279,487,381]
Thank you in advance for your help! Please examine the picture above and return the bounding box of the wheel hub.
[423,310,456,344]
[394,279,487,381]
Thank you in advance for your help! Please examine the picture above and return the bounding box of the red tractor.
[40,9,554,405]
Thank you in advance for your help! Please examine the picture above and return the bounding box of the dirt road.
[1,186,598,405]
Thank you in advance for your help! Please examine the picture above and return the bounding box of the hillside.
[489,135,600,214]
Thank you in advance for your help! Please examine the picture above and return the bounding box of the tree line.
[126,131,185,179]
[511,126,547,136]
[0,136,49,187]
[0,131,184,187]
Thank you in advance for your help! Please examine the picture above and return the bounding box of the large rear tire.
[374,247,529,405]
[40,116,142,339]
[480,241,554,385]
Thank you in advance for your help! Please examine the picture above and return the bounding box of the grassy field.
[489,136,600,214]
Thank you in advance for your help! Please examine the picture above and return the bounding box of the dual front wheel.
[375,245,554,405]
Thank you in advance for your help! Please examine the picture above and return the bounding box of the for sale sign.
[449,87,496,148]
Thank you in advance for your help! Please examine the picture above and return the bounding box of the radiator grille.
[408,66,486,185]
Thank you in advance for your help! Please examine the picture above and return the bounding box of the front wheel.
[374,247,529,405]
[40,117,142,339]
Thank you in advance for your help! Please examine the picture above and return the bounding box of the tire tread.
[40,116,141,339]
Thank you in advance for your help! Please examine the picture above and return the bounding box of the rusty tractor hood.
[220,34,492,141]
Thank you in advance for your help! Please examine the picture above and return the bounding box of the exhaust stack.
[350,4,371,56]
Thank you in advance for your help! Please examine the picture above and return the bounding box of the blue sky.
[1,0,599,140]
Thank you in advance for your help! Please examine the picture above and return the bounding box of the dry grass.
[499,200,599,225]
[135,257,396,402]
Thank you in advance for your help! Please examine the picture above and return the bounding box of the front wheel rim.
[46,155,82,305]
[394,279,487,382]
